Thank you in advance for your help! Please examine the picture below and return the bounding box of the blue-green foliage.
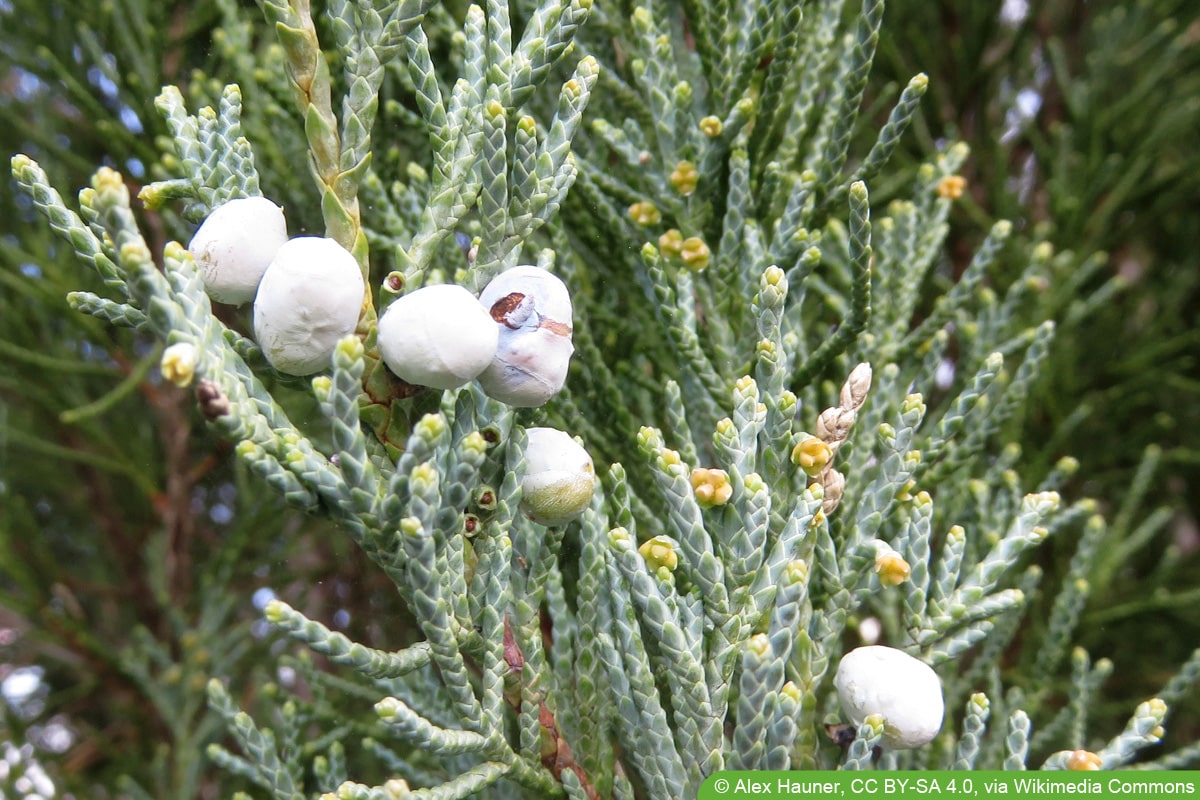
[4,0,1199,797]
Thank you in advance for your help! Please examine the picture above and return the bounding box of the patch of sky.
[39,719,74,753]
[935,358,956,391]
[276,665,297,688]
[999,0,1029,28]
[119,105,143,134]
[252,587,276,610]
[77,340,111,363]
[85,65,119,100]
[8,68,47,102]
[0,741,58,797]
[2,666,46,720]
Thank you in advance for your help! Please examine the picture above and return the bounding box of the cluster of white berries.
[377,264,574,408]
[377,268,586,523]
[188,196,362,376]
[189,197,593,525]
[189,198,575,403]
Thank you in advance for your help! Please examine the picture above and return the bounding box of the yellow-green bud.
[783,559,809,585]
[763,265,786,288]
[901,393,927,417]
[791,436,832,477]
[936,174,967,199]
[638,535,679,572]
[462,431,488,457]
[656,447,684,474]
[609,526,632,546]
[627,201,662,226]
[416,413,447,440]
[311,375,333,396]
[658,229,684,258]
[92,165,126,197]
[411,462,438,492]
[679,236,711,271]
[748,633,770,657]
[690,467,732,508]
[875,550,912,587]
[161,342,198,387]
[263,599,286,624]
[669,160,699,196]
[637,425,662,450]
[699,115,723,138]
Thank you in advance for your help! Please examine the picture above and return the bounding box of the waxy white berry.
[377,284,499,390]
[520,427,595,526]
[477,266,574,407]
[188,196,287,305]
[252,237,364,376]
[834,645,944,749]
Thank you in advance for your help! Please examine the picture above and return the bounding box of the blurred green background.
[2,0,1197,795]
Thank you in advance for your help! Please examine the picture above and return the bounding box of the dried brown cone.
[820,466,845,515]
[840,362,873,412]
[816,362,872,453]
[802,363,872,515]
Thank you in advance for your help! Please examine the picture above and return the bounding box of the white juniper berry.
[252,236,364,376]
[377,282,499,390]
[187,195,287,305]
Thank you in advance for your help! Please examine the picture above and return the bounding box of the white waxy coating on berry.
[834,645,944,749]
[252,237,365,376]
[477,265,574,407]
[188,196,287,305]
[520,427,595,526]
[376,284,499,390]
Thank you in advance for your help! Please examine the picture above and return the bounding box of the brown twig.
[503,616,601,800]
